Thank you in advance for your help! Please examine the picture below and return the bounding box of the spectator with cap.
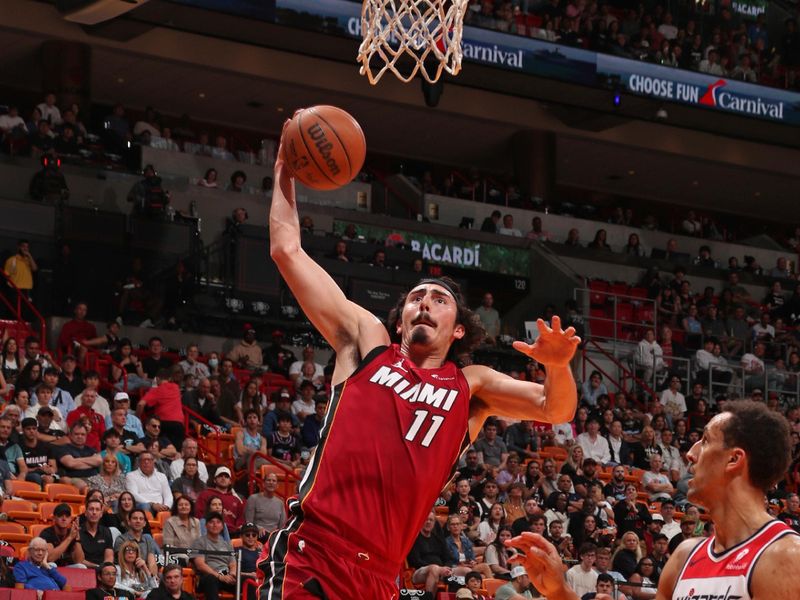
[194,466,245,534]
[105,392,144,438]
[263,330,295,377]
[13,537,68,591]
[36,405,67,445]
[494,565,535,600]
[668,514,698,554]
[125,450,173,514]
[262,390,299,436]
[40,503,84,566]
[238,521,262,600]
[227,324,263,370]
[191,511,237,600]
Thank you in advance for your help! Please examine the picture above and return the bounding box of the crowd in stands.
[463,0,800,90]
[406,368,800,597]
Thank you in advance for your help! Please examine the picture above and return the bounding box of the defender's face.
[399,284,464,352]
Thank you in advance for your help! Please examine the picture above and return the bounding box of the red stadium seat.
[42,592,86,600]
[56,568,96,591]
[6,590,37,600]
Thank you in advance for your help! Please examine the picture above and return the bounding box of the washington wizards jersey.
[673,520,797,600]
[292,344,471,566]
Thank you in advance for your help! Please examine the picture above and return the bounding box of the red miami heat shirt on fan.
[673,520,797,600]
[293,344,471,566]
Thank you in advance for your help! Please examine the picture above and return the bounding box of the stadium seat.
[483,578,505,596]
[56,567,96,591]
[42,592,86,600]
[1,500,39,523]
[539,447,567,461]
[6,589,37,600]
[29,524,49,537]
[7,480,48,502]
[0,522,27,535]
[45,483,84,503]
[181,569,196,595]
[153,533,164,547]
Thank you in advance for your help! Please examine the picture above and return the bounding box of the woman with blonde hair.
[115,540,158,597]
[612,531,644,579]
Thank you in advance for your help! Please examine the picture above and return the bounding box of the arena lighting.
[613,92,622,107]
[57,0,152,25]
[251,301,270,316]
[224,297,244,313]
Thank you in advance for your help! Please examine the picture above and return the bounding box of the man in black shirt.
[55,423,102,488]
[19,418,56,486]
[41,503,84,566]
[147,565,194,600]
[86,563,135,600]
[57,354,84,399]
[78,499,114,569]
[778,493,800,533]
[408,511,463,593]
[142,336,174,379]
[36,406,67,445]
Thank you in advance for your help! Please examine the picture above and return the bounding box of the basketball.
[281,105,366,191]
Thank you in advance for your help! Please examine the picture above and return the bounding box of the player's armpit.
[655,538,702,600]
[751,534,800,600]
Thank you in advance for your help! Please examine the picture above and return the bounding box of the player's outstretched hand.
[512,315,580,367]
[505,532,577,600]
[274,110,305,207]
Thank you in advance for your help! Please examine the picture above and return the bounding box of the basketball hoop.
[358,0,469,84]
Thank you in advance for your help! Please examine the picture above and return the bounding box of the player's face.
[686,413,736,508]
[399,284,464,354]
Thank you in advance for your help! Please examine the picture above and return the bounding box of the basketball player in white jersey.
[505,400,800,600]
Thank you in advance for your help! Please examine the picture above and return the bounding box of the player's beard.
[410,326,431,345]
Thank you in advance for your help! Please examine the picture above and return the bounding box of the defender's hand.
[512,316,580,367]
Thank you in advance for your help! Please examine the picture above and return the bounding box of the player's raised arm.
[464,316,579,434]
[269,122,388,357]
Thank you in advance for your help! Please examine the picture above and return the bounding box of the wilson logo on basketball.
[306,123,341,176]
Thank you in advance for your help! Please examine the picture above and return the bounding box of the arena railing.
[246,450,301,499]
[0,271,47,350]
[182,406,233,465]
[162,545,243,600]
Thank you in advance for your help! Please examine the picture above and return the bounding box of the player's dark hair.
[387,276,485,363]
[720,400,791,491]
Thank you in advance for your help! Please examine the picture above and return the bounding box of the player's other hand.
[512,316,580,367]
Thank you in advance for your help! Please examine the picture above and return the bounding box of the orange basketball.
[281,105,366,191]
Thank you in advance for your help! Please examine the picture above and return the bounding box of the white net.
[358,0,469,84]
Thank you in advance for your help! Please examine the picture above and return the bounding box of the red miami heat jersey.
[673,519,797,600]
[292,344,471,567]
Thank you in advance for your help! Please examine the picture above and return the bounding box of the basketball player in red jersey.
[258,121,580,599]
[505,400,800,600]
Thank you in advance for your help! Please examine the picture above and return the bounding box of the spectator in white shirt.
[641,454,674,502]
[498,214,522,237]
[169,438,209,483]
[751,312,775,343]
[576,418,611,465]
[699,50,724,76]
[634,330,665,386]
[657,13,678,40]
[126,451,173,514]
[291,380,317,422]
[659,376,686,427]
[179,344,210,388]
[565,542,598,598]
[741,342,766,392]
[657,429,680,482]
[37,93,62,125]
[0,106,26,135]
[288,346,325,386]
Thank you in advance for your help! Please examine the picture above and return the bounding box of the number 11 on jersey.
[405,409,445,447]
